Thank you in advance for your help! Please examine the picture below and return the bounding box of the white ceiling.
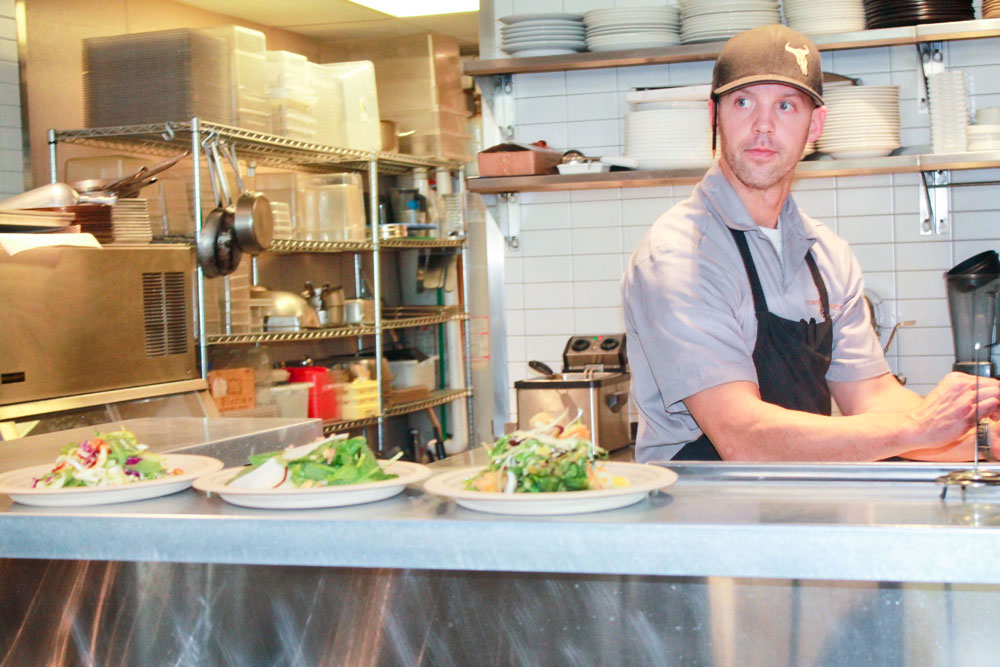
[175,0,480,52]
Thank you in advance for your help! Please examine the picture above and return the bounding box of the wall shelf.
[464,19,1000,77]
[466,150,1000,194]
[321,388,473,435]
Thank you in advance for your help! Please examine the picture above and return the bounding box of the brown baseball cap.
[712,24,824,106]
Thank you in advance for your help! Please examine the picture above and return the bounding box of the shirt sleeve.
[825,244,892,382]
[624,240,759,412]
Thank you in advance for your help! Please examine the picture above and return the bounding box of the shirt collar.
[695,163,819,242]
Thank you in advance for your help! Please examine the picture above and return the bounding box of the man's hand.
[897,373,1000,459]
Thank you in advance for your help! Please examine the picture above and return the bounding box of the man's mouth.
[746,145,778,158]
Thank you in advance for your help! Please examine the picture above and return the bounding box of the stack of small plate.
[624,100,714,170]
[928,70,969,154]
[862,0,975,29]
[109,199,153,244]
[679,0,781,44]
[783,0,866,34]
[270,201,293,240]
[817,85,901,159]
[967,125,1000,152]
[583,6,681,52]
[499,13,586,57]
[986,0,1000,18]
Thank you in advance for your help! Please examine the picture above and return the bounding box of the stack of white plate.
[967,125,1000,152]
[928,70,969,154]
[817,85,900,159]
[679,0,781,44]
[986,0,1000,18]
[624,101,714,170]
[499,13,586,57]
[583,6,681,52]
[783,0,866,34]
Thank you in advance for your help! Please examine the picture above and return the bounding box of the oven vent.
[142,272,188,357]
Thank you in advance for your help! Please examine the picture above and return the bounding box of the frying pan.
[208,142,242,275]
[220,142,272,254]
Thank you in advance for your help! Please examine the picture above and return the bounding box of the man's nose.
[752,107,775,134]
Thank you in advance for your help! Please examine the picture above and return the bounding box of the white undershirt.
[758,225,783,266]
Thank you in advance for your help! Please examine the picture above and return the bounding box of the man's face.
[714,83,826,192]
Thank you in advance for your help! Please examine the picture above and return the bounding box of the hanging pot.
[221,142,272,254]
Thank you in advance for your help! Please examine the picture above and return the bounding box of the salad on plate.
[466,410,629,494]
[227,434,400,489]
[32,427,180,489]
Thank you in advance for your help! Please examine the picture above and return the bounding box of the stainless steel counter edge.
[3,487,1000,584]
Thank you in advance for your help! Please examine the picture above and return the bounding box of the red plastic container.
[287,366,338,419]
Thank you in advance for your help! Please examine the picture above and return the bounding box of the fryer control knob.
[600,338,619,351]
[571,338,591,352]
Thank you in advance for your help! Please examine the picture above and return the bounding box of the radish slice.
[228,457,287,489]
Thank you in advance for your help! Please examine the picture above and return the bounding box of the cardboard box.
[477,142,562,177]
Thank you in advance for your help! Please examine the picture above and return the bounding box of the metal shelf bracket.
[499,192,520,248]
[920,169,950,235]
[917,41,944,114]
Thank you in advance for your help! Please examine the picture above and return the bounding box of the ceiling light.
[348,0,478,17]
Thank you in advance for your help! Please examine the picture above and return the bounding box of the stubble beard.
[721,137,791,192]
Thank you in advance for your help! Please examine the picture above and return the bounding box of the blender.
[945,250,1000,377]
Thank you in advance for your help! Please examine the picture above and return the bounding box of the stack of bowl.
[928,70,969,154]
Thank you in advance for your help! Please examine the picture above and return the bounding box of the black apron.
[674,227,833,460]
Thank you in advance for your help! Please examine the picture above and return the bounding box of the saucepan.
[220,142,272,254]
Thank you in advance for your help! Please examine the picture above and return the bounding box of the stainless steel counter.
[5,429,1000,665]
[2,443,999,584]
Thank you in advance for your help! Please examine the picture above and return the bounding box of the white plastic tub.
[388,356,438,390]
[271,381,312,418]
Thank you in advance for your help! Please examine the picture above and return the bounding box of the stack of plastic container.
[333,34,470,161]
[339,379,379,420]
[309,62,347,147]
[204,25,271,134]
[266,50,318,142]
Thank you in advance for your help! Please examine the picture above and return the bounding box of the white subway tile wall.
[491,3,1000,414]
[0,3,18,200]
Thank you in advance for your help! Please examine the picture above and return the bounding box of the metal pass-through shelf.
[321,388,473,435]
[52,121,462,175]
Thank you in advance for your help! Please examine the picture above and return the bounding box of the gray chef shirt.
[622,164,890,462]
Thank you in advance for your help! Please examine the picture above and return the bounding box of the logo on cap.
[784,43,810,76]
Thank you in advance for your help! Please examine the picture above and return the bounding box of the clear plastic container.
[321,61,380,152]
[399,130,471,162]
[266,50,310,90]
[303,174,366,242]
[387,107,471,136]
[204,25,266,55]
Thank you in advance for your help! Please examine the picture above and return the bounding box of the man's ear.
[807,104,827,143]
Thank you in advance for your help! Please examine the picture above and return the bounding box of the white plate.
[423,462,677,515]
[826,148,898,159]
[499,13,583,24]
[193,460,431,509]
[0,454,224,507]
[503,47,587,57]
[503,40,586,52]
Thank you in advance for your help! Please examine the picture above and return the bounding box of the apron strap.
[728,227,830,322]
[728,227,768,315]
[804,253,831,320]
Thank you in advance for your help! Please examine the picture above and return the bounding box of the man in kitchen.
[622,24,1000,462]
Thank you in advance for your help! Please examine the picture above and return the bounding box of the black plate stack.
[862,0,975,29]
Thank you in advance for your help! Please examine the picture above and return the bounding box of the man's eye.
[735,98,751,108]
[778,101,794,111]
